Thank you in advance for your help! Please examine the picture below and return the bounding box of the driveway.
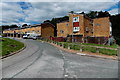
[1,39,118,79]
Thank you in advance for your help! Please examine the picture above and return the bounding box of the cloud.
[1,2,27,25]
[1,2,119,26]
[109,8,118,15]
[1,0,120,2]
[24,2,117,23]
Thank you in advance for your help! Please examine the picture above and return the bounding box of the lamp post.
[72,13,74,43]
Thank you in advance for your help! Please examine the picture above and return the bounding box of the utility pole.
[72,13,74,43]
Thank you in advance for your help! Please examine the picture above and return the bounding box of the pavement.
[1,38,119,79]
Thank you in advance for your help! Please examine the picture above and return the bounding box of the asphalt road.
[1,38,118,78]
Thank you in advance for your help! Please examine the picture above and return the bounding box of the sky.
[0,0,119,26]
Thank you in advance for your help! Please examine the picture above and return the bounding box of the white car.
[23,33,39,39]
[23,34,29,39]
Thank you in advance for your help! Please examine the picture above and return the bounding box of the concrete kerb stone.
[1,43,26,59]
[78,53,117,60]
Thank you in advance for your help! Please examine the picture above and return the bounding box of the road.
[1,39,118,78]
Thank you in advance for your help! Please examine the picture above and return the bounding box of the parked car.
[23,33,40,40]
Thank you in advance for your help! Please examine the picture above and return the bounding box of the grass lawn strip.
[55,41,118,56]
[0,38,24,56]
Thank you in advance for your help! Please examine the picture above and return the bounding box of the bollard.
[68,44,70,49]
[56,42,57,45]
[96,47,99,53]
[80,46,83,52]
[118,47,120,80]
[62,43,64,48]
[118,47,120,60]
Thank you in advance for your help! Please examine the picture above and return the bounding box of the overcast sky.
[0,0,119,26]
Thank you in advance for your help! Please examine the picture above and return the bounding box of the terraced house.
[3,22,54,38]
[57,13,111,43]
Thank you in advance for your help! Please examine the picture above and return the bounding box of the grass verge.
[58,42,118,56]
[60,42,118,49]
[0,38,24,56]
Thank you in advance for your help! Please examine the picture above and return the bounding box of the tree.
[110,14,120,45]
[69,11,74,14]
[86,11,98,19]
[43,20,51,23]
[22,24,27,27]
[86,11,110,19]
[2,24,18,30]
[9,24,18,28]
[97,11,110,18]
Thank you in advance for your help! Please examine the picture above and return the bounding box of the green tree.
[86,11,98,19]
[110,14,120,45]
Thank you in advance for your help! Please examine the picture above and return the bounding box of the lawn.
[0,38,24,56]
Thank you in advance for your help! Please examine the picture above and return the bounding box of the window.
[86,27,89,31]
[32,30,34,32]
[66,23,68,27]
[96,23,101,26]
[60,30,64,33]
[37,30,39,32]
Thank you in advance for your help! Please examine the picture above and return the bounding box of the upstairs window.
[96,23,101,26]
[37,30,39,32]
[86,27,89,32]
[32,30,34,33]
[66,23,68,27]
[60,30,64,33]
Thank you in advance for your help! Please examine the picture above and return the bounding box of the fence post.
[96,47,100,53]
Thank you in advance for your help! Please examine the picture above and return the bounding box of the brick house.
[57,21,69,37]
[3,22,54,38]
[41,22,54,38]
[57,13,110,43]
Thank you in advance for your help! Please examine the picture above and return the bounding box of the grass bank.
[43,39,118,56]
[61,42,118,49]
[0,38,24,56]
